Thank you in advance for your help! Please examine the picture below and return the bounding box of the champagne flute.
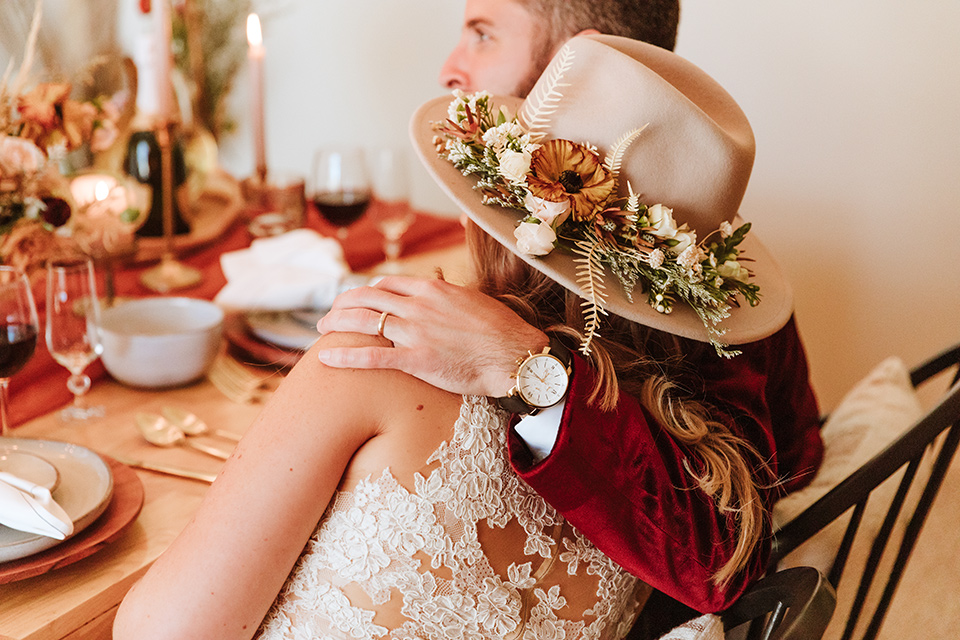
[0,267,40,437]
[45,258,105,421]
[370,148,416,274]
[311,147,372,242]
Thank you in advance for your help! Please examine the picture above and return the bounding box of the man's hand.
[316,276,547,397]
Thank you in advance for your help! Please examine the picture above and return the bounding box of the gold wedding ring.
[377,311,390,338]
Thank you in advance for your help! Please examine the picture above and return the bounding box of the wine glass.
[370,149,416,274]
[45,258,105,421]
[311,147,372,242]
[0,267,40,437]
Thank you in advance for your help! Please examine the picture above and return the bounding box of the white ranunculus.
[514,221,556,256]
[647,204,678,238]
[717,259,750,283]
[498,149,532,184]
[523,192,570,226]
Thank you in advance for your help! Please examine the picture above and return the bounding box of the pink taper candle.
[156,0,174,120]
[247,13,267,181]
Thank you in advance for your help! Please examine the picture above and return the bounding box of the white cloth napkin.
[215,229,351,311]
[0,471,73,540]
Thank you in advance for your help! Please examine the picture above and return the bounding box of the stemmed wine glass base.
[140,255,202,293]
[59,372,103,422]
[59,405,106,422]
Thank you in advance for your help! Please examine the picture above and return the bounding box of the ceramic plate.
[0,438,114,563]
[0,450,59,491]
[244,309,326,350]
[241,274,372,350]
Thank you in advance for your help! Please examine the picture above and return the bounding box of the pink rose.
[0,136,46,176]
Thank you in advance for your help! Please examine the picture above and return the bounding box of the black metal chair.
[766,341,960,640]
[721,566,836,640]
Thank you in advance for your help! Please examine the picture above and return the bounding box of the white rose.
[671,229,697,255]
[647,204,678,238]
[717,259,750,283]
[514,221,556,256]
[0,136,46,175]
[523,192,570,226]
[498,149,532,184]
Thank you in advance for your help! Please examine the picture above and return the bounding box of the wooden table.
[0,244,469,640]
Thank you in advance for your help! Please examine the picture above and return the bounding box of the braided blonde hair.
[467,221,772,586]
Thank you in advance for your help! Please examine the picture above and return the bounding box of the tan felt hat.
[411,34,792,347]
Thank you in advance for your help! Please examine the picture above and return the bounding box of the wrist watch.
[496,336,573,415]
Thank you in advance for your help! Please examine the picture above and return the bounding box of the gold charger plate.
[133,169,242,263]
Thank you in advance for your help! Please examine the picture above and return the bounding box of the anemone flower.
[526,139,613,222]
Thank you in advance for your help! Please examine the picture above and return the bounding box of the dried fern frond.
[602,124,647,180]
[573,238,609,354]
[624,182,642,219]
[520,44,574,143]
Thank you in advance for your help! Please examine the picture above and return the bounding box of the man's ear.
[551,28,601,58]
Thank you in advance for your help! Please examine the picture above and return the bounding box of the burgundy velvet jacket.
[507,316,822,613]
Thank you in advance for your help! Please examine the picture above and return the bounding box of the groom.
[317,0,823,634]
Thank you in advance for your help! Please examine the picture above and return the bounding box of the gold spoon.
[161,406,242,443]
[136,413,232,460]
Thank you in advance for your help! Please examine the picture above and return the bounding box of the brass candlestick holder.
[140,118,202,293]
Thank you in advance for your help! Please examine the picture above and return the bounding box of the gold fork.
[207,354,272,404]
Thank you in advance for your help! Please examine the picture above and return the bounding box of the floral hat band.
[410,34,793,356]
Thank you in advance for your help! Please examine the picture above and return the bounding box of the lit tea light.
[70,174,130,218]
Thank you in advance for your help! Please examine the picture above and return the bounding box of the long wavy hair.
[466,220,772,586]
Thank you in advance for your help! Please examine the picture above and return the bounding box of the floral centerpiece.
[0,2,120,275]
[435,90,761,356]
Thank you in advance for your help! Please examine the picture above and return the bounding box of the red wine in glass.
[0,324,38,378]
[0,266,40,437]
[312,148,372,241]
[313,190,371,238]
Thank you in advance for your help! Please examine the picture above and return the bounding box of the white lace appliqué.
[256,397,645,639]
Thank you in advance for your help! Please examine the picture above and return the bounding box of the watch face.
[517,354,569,408]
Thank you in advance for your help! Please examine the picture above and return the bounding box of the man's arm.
[511,349,779,613]
[316,276,778,612]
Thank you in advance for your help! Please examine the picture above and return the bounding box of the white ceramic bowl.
[100,297,224,389]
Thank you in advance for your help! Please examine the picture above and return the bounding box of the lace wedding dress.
[255,396,649,639]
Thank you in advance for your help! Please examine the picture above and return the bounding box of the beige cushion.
[657,613,724,640]
[773,356,923,572]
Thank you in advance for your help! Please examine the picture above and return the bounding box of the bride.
[114,34,781,640]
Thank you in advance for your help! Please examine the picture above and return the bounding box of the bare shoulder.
[302,332,464,480]
[286,332,460,425]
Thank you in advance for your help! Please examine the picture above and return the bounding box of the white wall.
[675,1,960,408]
[5,0,958,410]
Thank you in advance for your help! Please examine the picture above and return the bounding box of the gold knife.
[112,456,218,484]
